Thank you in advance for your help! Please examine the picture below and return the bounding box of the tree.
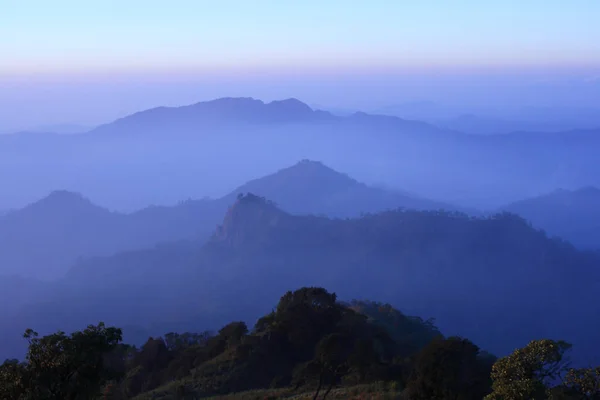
[164,331,212,352]
[346,300,442,357]
[406,336,492,400]
[0,322,123,400]
[272,287,342,352]
[0,359,27,400]
[485,339,572,400]
[550,367,600,399]
[313,333,353,399]
[218,321,248,348]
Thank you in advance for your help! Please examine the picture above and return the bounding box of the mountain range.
[1,124,91,135]
[2,97,600,210]
[3,155,599,282]
[0,160,455,279]
[374,102,600,134]
[1,193,599,367]
[501,186,600,249]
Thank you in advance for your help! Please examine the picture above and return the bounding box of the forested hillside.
[2,287,598,399]
[2,194,599,369]
[7,2,600,399]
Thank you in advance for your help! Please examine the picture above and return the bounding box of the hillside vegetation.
[2,193,600,367]
[2,287,598,399]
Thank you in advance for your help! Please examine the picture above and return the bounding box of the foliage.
[564,367,600,398]
[3,286,598,400]
[346,300,442,356]
[0,322,123,400]
[485,339,573,400]
[405,336,492,400]
[549,367,600,399]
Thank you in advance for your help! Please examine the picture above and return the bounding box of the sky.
[1,0,600,130]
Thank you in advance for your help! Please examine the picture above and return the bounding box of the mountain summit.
[186,97,324,123]
[213,193,288,247]
[0,160,454,279]
[9,190,110,221]
[90,97,334,137]
[226,159,454,216]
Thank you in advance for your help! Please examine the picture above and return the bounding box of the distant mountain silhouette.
[89,97,335,137]
[2,194,599,366]
[502,187,600,249]
[374,103,600,134]
[0,191,121,279]
[436,114,577,135]
[224,159,456,216]
[309,103,358,116]
[13,190,110,219]
[4,97,600,211]
[11,124,91,135]
[373,101,456,120]
[0,191,213,279]
[0,160,452,279]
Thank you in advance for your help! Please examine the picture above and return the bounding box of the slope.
[0,161,451,279]
[223,159,456,216]
[0,191,124,279]
[2,194,598,366]
[195,196,600,366]
[0,96,527,211]
[0,192,215,279]
[88,97,336,137]
[502,186,600,249]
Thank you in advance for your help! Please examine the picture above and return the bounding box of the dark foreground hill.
[1,194,599,368]
[2,287,598,400]
[0,160,451,279]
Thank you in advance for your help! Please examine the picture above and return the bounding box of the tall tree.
[406,336,492,400]
[485,339,572,400]
[0,322,122,400]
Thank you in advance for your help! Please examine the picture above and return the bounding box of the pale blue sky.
[2,0,600,74]
[1,0,600,130]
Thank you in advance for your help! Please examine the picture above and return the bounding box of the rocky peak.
[212,193,286,246]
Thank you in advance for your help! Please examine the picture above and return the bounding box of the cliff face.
[212,193,287,247]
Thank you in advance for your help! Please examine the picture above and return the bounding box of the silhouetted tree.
[0,322,122,400]
[406,336,492,400]
[485,339,572,400]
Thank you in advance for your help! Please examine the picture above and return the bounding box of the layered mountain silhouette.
[89,97,336,137]
[374,102,600,134]
[2,193,599,366]
[6,97,600,211]
[87,96,459,138]
[225,159,454,216]
[0,191,214,279]
[502,186,600,249]
[0,160,452,279]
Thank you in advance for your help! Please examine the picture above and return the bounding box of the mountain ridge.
[2,194,599,365]
[4,96,600,211]
[502,186,600,249]
[88,97,337,137]
[0,160,455,279]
